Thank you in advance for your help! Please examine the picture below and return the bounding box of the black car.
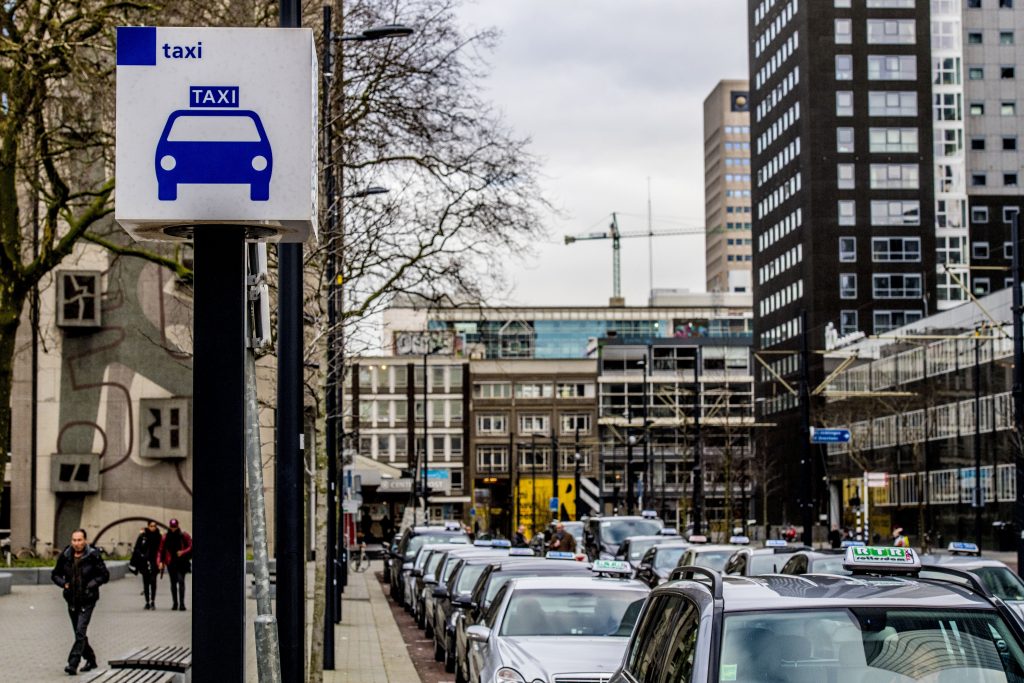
[431,552,505,672]
[634,542,690,588]
[583,515,664,560]
[388,525,469,604]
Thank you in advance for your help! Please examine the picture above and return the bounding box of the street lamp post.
[530,433,538,535]
[975,325,984,552]
[1011,208,1024,576]
[640,351,650,512]
[692,347,704,536]
[574,425,582,520]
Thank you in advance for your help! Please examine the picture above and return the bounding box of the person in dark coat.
[131,520,163,610]
[512,525,529,548]
[547,522,577,554]
[158,518,193,611]
[51,528,109,675]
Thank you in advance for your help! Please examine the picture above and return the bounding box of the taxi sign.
[948,541,980,556]
[688,535,708,544]
[765,540,788,548]
[729,535,750,545]
[473,539,493,547]
[508,548,535,557]
[491,539,512,548]
[591,559,633,576]
[641,510,659,519]
[841,540,866,548]
[443,521,463,531]
[843,546,920,574]
[546,551,576,560]
[659,528,680,536]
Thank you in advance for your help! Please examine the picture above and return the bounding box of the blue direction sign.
[811,428,851,444]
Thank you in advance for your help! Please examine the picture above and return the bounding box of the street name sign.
[115,26,318,243]
[810,427,851,444]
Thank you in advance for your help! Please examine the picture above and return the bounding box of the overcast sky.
[456,1,749,307]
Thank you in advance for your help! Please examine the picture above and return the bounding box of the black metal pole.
[1012,210,1024,576]
[693,348,704,536]
[642,353,650,512]
[975,329,983,553]
[552,433,559,522]
[531,433,537,534]
[799,309,813,547]
[193,228,246,683]
[574,426,581,520]
[422,352,429,521]
[510,431,518,534]
[625,418,635,516]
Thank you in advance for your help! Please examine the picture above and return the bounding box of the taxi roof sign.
[491,539,512,548]
[843,546,921,574]
[508,548,535,557]
[473,539,494,547]
[443,521,463,531]
[688,535,708,544]
[841,540,866,548]
[729,535,750,545]
[765,539,788,548]
[948,541,980,556]
[659,528,680,536]
[545,551,577,560]
[591,559,633,576]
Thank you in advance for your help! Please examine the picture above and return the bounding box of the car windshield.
[405,534,468,559]
[654,547,686,571]
[809,556,852,576]
[628,539,658,560]
[720,608,1024,682]
[601,520,663,544]
[499,589,647,638]
[749,554,784,575]
[166,114,261,142]
[692,550,735,571]
[455,565,487,595]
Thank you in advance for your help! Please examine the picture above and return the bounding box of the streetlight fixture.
[334,24,415,42]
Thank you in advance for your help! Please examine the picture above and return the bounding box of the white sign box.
[115,26,318,243]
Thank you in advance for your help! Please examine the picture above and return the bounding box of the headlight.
[160,155,176,171]
[495,667,526,682]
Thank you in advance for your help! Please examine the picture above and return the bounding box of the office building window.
[971,137,986,151]
[837,127,855,153]
[836,91,854,116]
[866,19,915,44]
[1002,102,1016,116]
[1006,173,1019,186]
[560,413,591,435]
[870,200,920,226]
[971,207,989,223]
[515,382,553,399]
[840,310,858,335]
[934,57,961,86]
[873,310,923,333]
[556,382,595,398]
[1001,31,1014,45]
[836,55,853,80]
[1001,0,1013,7]
[972,242,990,259]
[969,67,984,80]
[839,236,857,262]
[837,164,855,189]
[1005,242,1015,259]
[477,414,507,434]
[872,273,923,298]
[1003,207,1020,223]
[972,173,987,187]
[867,55,916,80]
[968,32,983,44]
[838,200,856,226]
[476,446,508,473]
[934,93,961,121]
[974,278,991,296]
[518,414,550,436]
[835,18,852,44]
[869,164,919,189]
[872,237,921,262]
[1003,67,1016,79]
[970,102,985,116]
[869,91,917,116]
[473,382,511,399]
[868,127,918,153]
[840,273,857,299]
[967,0,980,6]
[1003,137,1018,151]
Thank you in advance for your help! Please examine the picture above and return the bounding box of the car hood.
[496,636,628,679]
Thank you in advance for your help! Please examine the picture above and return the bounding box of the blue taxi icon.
[155,109,272,201]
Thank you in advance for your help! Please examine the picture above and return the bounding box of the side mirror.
[433,586,448,599]
[639,563,651,572]
[467,625,491,643]
[424,576,438,586]
[453,595,476,609]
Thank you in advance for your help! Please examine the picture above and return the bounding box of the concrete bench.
[109,646,192,673]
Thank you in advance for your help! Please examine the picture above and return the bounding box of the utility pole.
[625,409,635,515]
[799,309,813,547]
[692,347,704,536]
[641,350,650,512]
[1012,209,1024,576]
[975,326,983,553]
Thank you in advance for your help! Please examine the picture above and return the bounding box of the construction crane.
[564,212,706,299]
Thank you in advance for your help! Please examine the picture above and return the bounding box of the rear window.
[405,533,468,558]
[601,519,663,544]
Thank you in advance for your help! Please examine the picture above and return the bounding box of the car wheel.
[434,634,445,662]
[158,182,177,201]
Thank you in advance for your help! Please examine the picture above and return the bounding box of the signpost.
[115,26,316,683]
[810,427,851,444]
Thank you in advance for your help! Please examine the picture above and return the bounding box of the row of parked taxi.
[382,516,1024,683]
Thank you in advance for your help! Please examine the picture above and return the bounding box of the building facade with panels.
[820,287,1017,550]
[704,79,754,294]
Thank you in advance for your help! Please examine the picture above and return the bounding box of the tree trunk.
[307,419,328,683]
[0,296,26,530]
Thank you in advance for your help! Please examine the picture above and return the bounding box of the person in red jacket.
[158,518,193,611]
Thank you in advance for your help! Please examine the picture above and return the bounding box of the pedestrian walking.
[51,528,109,675]
[547,522,577,553]
[130,520,163,609]
[512,525,529,548]
[158,518,193,611]
[828,525,842,549]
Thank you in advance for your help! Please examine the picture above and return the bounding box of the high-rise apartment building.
[704,80,754,293]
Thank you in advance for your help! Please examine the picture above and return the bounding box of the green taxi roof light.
[843,546,921,575]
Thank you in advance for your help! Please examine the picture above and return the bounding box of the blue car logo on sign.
[155,87,272,202]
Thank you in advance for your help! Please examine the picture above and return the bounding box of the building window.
[1003,137,1018,151]
[1006,173,1019,186]
[872,273,923,298]
[968,32,983,44]
[837,128,854,153]
[870,200,920,226]
[970,102,985,116]
[836,55,853,80]
[1003,207,1020,223]
[450,469,463,490]
[1001,0,1014,7]
[866,19,916,44]
[514,382,553,399]
[974,278,991,296]
[967,0,981,6]
[836,91,854,116]
[840,310,858,335]
[1003,67,1016,79]
[1005,242,1015,259]
[1002,102,1016,116]
[971,137,986,151]
[477,414,507,434]
[558,447,592,470]
[969,67,984,80]
[1001,31,1015,45]
[836,0,852,6]
[869,164,919,190]
[972,173,987,187]
[934,93,961,121]
[518,414,550,436]
[518,447,549,469]
[476,446,508,473]
[867,55,916,80]
[839,236,857,262]
[868,127,918,153]
[560,413,591,435]
[139,398,190,460]
[873,310,923,333]
[838,200,856,226]
[872,237,922,262]
[556,382,595,398]
[473,382,511,399]
[971,206,989,223]
[840,273,857,299]
[56,271,102,328]
[869,91,917,116]
[835,18,853,44]
[837,164,855,189]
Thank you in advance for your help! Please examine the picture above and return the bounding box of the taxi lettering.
[162,42,203,59]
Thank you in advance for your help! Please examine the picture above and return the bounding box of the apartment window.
[836,0,852,5]
[934,93,961,121]
[476,414,507,434]
[476,446,508,473]
[869,164,919,190]
[969,67,984,80]
[835,18,853,44]
[518,414,550,436]
[839,236,857,262]
[868,127,918,153]
[836,91,854,116]
[970,102,985,116]
[840,274,857,299]
[1003,67,1016,79]
[872,237,921,262]
[934,57,961,86]
[868,91,917,116]
[1001,0,1014,7]
[515,382,553,399]
[473,382,511,399]
[968,32,983,44]
[866,19,915,44]
[974,278,991,296]
[1001,31,1014,45]
[1002,102,1016,116]
[972,173,987,187]
[873,273,923,298]
[867,55,916,80]
[518,447,549,469]
[971,137,986,151]
[1005,242,1015,259]
[1003,137,1018,151]
[971,206,989,223]
[1006,173,1020,187]
[837,128,855,153]
[559,447,592,470]
[56,271,102,328]
[560,413,591,435]
[840,310,859,335]
[1003,207,1021,223]
[837,164,855,189]
[838,200,856,226]
[870,200,920,226]
[836,55,853,80]
[874,310,923,333]
[556,382,595,398]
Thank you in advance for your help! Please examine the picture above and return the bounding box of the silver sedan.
[466,570,649,683]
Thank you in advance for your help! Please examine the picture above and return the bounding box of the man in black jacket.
[51,528,109,675]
